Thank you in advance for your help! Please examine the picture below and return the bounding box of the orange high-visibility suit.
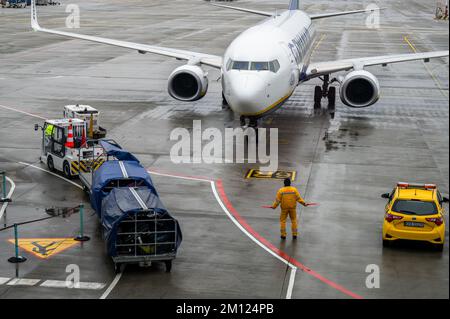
[272,186,306,237]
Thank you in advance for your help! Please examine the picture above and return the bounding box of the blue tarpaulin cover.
[90,160,158,214]
[101,187,182,257]
[100,140,140,162]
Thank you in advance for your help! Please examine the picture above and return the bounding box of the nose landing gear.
[240,116,259,129]
[314,74,337,112]
[222,92,230,110]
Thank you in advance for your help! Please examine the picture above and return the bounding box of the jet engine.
[168,65,208,101]
[339,70,380,108]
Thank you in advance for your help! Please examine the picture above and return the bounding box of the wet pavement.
[0,0,448,299]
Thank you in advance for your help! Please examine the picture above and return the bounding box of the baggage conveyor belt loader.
[78,139,182,273]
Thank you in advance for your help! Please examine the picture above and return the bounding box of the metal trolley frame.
[112,211,178,273]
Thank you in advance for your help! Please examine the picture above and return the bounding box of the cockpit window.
[251,62,269,71]
[232,61,250,70]
[227,59,280,72]
[226,59,233,71]
[269,60,280,73]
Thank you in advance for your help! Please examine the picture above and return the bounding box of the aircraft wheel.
[327,86,336,110]
[314,86,322,104]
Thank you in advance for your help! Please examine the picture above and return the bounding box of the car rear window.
[392,200,438,215]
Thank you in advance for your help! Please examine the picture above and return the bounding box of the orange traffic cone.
[65,120,75,148]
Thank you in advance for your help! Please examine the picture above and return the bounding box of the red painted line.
[148,168,363,299]
[215,179,363,300]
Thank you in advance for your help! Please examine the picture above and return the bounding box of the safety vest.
[273,186,306,210]
[45,124,54,136]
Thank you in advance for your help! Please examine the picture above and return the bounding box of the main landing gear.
[314,74,337,112]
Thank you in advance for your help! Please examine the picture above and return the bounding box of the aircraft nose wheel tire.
[314,86,322,108]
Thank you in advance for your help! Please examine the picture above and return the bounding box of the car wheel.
[434,244,444,252]
[47,156,55,172]
[63,161,72,179]
[382,239,390,248]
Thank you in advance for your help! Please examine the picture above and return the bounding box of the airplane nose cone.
[227,74,267,115]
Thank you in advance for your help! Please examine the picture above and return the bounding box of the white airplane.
[31,0,448,127]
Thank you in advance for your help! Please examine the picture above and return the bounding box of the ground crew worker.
[44,123,54,153]
[272,178,310,240]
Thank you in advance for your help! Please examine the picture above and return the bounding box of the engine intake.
[339,70,380,108]
[168,65,208,101]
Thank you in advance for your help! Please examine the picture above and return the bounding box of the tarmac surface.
[0,0,448,299]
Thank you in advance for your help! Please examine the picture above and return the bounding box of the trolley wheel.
[165,260,172,273]
[114,263,122,274]
[63,161,73,179]
[47,156,55,172]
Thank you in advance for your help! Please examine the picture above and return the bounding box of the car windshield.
[392,200,438,215]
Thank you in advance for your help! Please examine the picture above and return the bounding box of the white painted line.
[175,28,211,40]
[0,176,15,220]
[18,162,83,190]
[40,280,106,290]
[0,104,46,120]
[148,170,212,183]
[99,268,124,299]
[7,278,40,286]
[0,277,11,285]
[147,169,298,299]
[286,267,297,299]
[210,181,296,270]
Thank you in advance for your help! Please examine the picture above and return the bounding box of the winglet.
[288,0,300,10]
[31,0,41,31]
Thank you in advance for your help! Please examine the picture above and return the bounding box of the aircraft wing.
[30,0,222,69]
[309,8,384,20]
[305,51,449,79]
[210,3,273,17]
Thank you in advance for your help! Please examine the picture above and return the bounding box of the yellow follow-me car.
[381,182,448,251]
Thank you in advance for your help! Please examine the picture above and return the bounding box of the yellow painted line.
[404,36,448,99]
[8,238,80,259]
[312,33,326,55]
[245,169,254,179]
[291,171,297,182]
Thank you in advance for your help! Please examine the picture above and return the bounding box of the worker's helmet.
[284,178,291,186]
